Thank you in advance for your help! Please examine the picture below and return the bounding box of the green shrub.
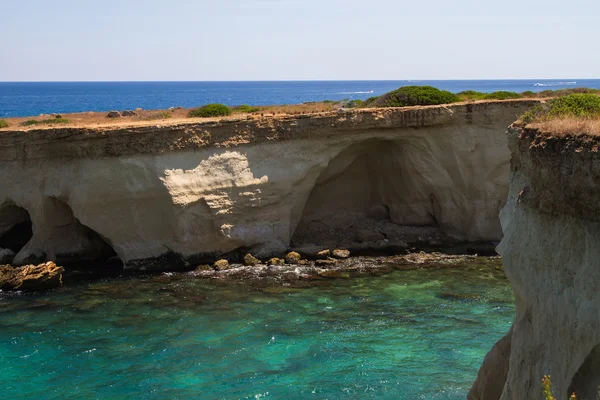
[483,91,522,100]
[0,120,8,128]
[188,103,232,118]
[235,104,260,113]
[21,118,72,126]
[372,86,460,107]
[521,90,536,98]
[345,99,364,108]
[457,90,486,101]
[521,94,600,123]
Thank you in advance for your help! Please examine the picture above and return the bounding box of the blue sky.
[2,0,598,81]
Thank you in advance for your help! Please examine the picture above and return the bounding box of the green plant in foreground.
[542,375,577,400]
[0,119,8,128]
[188,103,232,118]
[21,118,72,126]
[521,94,600,123]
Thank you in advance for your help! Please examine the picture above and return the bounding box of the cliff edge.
[0,101,535,270]
[470,125,600,399]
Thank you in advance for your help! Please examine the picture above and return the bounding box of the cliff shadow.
[291,138,445,251]
[569,342,600,399]
[13,197,122,272]
[0,203,33,254]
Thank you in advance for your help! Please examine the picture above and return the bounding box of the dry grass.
[527,118,600,137]
[1,102,341,131]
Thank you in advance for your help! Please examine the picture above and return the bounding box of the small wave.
[534,81,577,87]
[336,91,375,94]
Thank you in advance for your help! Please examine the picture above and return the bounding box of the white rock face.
[0,102,533,269]
[470,127,600,399]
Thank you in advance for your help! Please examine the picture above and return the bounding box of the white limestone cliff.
[0,102,534,270]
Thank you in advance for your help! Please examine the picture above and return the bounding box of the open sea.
[1,79,600,118]
[0,259,513,399]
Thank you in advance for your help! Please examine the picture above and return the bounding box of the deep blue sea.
[1,79,600,118]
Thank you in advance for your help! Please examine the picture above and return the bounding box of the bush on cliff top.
[20,118,72,126]
[456,90,522,101]
[521,94,600,124]
[189,103,232,118]
[368,86,460,107]
[235,104,260,113]
[0,120,8,128]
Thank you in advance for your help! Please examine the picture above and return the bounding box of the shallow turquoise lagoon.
[0,259,513,399]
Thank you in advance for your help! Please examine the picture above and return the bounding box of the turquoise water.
[0,259,513,399]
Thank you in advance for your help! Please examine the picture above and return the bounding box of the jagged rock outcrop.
[0,261,65,291]
[0,101,536,271]
[470,126,600,399]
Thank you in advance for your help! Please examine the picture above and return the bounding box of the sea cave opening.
[291,139,444,251]
[0,204,33,255]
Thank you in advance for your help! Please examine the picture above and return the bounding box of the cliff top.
[0,98,539,133]
[0,99,538,162]
[516,94,600,137]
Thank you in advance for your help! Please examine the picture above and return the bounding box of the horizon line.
[0,78,597,84]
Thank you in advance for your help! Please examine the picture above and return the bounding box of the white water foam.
[534,81,577,87]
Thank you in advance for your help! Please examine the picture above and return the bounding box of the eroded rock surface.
[0,261,65,291]
[471,127,600,399]
[0,101,535,271]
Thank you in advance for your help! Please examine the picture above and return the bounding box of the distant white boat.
[534,81,577,87]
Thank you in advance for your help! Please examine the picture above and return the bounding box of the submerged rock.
[0,262,65,292]
[317,270,350,279]
[315,258,337,266]
[243,253,260,266]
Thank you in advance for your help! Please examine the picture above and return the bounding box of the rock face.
[0,101,536,271]
[470,126,600,399]
[0,261,65,291]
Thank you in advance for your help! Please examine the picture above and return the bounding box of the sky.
[1,0,599,81]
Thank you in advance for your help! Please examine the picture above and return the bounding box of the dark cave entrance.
[291,139,443,250]
[0,205,33,254]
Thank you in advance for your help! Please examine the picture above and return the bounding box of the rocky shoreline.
[0,250,503,293]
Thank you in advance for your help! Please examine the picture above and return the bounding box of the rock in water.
[315,258,337,266]
[285,252,301,265]
[213,259,230,271]
[332,249,350,259]
[0,265,16,290]
[267,258,284,266]
[316,249,331,259]
[243,253,260,266]
[0,262,65,291]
